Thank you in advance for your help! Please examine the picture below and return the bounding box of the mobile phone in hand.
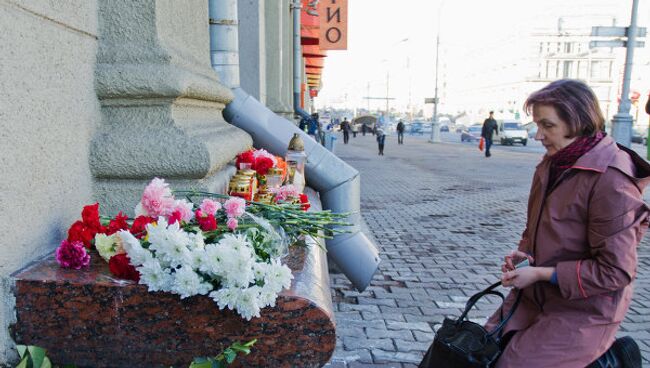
[515,258,530,269]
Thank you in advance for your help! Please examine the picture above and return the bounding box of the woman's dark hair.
[524,79,605,137]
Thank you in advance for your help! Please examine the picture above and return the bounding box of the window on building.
[578,61,588,79]
[564,42,573,53]
[539,42,544,54]
[591,61,612,80]
[563,60,574,78]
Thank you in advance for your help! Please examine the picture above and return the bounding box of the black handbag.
[418,281,522,368]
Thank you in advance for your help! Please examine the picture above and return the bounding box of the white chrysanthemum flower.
[146,217,192,268]
[189,248,206,270]
[117,230,152,266]
[234,285,263,321]
[218,233,253,254]
[262,259,293,294]
[137,258,173,292]
[171,266,212,299]
[95,233,120,262]
[201,243,228,276]
[258,285,280,308]
[220,246,255,288]
[210,287,239,310]
[188,231,205,251]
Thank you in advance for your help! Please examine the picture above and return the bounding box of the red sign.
[318,0,348,50]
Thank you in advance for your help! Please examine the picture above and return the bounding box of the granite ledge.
[11,188,335,368]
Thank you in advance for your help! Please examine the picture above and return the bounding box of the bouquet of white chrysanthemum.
[116,217,292,320]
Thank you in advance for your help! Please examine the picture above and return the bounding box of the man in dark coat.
[340,118,350,144]
[396,120,405,144]
[481,111,499,157]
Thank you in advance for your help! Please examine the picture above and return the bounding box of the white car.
[499,121,528,146]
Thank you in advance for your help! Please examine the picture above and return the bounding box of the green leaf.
[15,356,29,368]
[27,345,46,368]
[41,357,52,368]
[224,349,236,364]
[189,361,212,368]
[16,345,27,359]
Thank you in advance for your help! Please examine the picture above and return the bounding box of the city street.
[325,132,650,367]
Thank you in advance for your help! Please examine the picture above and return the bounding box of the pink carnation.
[172,199,195,222]
[271,184,300,201]
[55,240,91,270]
[200,198,221,215]
[224,197,246,218]
[141,178,176,217]
[227,217,238,231]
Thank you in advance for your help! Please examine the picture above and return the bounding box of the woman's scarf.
[547,131,605,190]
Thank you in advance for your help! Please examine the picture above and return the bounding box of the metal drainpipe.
[209,0,240,88]
[210,0,381,291]
[292,0,311,119]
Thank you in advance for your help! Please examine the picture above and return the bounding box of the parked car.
[440,124,449,132]
[409,121,425,135]
[498,121,528,146]
[632,129,647,145]
[461,125,482,142]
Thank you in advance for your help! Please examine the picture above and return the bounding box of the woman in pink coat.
[486,79,650,368]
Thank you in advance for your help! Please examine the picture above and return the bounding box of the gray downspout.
[210,0,380,291]
[291,1,311,119]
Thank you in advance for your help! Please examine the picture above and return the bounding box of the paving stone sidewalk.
[324,133,650,368]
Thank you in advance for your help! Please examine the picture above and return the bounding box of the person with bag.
[481,111,498,157]
[482,79,649,368]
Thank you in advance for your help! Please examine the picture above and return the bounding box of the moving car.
[461,125,482,142]
[498,121,528,146]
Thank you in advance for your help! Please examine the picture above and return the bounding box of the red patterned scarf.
[547,131,605,190]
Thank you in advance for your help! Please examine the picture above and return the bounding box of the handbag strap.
[455,281,523,339]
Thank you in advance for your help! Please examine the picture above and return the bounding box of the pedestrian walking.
[485,79,648,368]
[341,117,350,144]
[376,128,386,155]
[362,124,367,136]
[481,111,498,157]
[396,120,405,144]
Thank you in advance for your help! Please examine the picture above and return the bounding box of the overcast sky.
[316,0,650,114]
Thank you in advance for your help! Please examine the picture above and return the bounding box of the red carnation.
[81,203,104,232]
[107,212,130,235]
[108,253,140,282]
[299,193,310,211]
[195,209,218,231]
[236,150,255,169]
[254,156,274,175]
[168,210,183,225]
[130,216,155,238]
[67,220,96,249]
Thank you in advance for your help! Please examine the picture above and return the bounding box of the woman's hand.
[502,250,534,272]
[502,267,555,289]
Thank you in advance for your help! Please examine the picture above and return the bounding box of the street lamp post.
[611,0,640,147]
[429,33,441,143]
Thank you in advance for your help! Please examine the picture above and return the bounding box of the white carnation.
[117,230,152,266]
[95,233,120,262]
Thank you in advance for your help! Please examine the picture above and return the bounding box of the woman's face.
[533,104,576,156]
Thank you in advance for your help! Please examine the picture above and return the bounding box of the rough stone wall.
[0,0,100,364]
